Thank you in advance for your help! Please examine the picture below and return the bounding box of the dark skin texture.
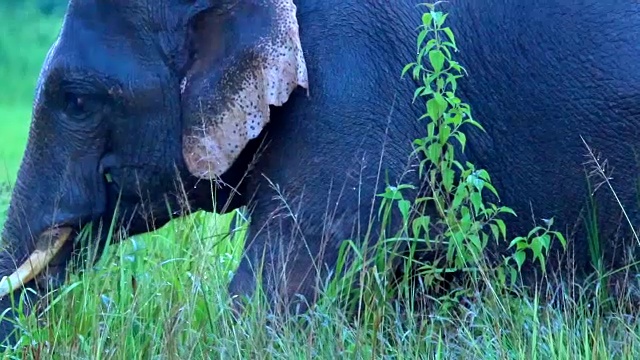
[1,0,640,344]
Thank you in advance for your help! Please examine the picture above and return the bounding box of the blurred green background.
[0,1,66,222]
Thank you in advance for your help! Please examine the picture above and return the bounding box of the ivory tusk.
[0,227,72,299]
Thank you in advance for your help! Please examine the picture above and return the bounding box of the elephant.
[0,0,639,344]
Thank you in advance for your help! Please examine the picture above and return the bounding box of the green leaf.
[412,216,431,238]
[422,12,433,26]
[530,238,544,261]
[425,38,438,54]
[466,118,486,132]
[490,224,500,242]
[509,266,518,286]
[496,219,508,239]
[451,186,467,211]
[476,169,491,181]
[427,98,441,122]
[466,173,485,192]
[514,251,526,271]
[441,46,452,62]
[469,234,482,252]
[412,86,426,103]
[446,73,459,93]
[538,234,551,252]
[435,92,449,114]
[527,226,543,239]
[396,183,417,191]
[482,232,489,249]
[555,232,568,248]
[377,186,404,201]
[483,182,500,199]
[417,29,428,52]
[421,86,434,96]
[427,143,442,163]
[412,63,422,80]
[398,199,411,220]
[429,50,446,73]
[509,236,525,249]
[497,266,506,285]
[454,132,466,152]
[470,191,484,214]
[436,13,448,27]
[438,123,451,144]
[401,62,415,78]
[500,207,517,217]
[431,11,443,26]
[442,167,455,192]
[427,122,435,138]
[442,27,457,48]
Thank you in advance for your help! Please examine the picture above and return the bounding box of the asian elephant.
[0,0,639,343]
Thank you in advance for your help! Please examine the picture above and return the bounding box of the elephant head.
[0,0,308,341]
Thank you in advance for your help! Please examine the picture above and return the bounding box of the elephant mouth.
[0,168,212,301]
[0,226,74,300]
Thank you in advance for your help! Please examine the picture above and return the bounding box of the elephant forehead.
[68,0,161,17]
[66,0,188,41]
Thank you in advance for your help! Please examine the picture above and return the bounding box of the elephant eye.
[63,91,102,119]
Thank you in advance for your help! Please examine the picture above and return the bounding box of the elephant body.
[0,0,639,342]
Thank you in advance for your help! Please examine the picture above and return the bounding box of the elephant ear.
[181,0,308,179]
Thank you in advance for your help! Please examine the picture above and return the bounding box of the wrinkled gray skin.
[1,0,639,344]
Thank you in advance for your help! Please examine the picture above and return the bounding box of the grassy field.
[1,3,640,360]
[0,106,30,230]
[0,2,61,227]
[0,106,30,180]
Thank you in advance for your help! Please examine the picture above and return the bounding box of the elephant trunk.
[0,175,76,343]
[0,164,83,299]
[0,125,108,343]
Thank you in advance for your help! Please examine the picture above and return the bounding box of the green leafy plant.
[378,2,567,295]
[507,218,567,274]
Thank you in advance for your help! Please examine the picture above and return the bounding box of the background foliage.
[0,1,64,224]
[0,1,65,108]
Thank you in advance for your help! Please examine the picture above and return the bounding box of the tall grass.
[3,193,640,359]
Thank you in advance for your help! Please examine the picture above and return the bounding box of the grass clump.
[3,208,640,359]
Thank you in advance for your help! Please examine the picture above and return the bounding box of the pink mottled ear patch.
[182,0,308,180]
